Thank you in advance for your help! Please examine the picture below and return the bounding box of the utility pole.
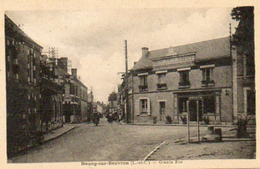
[124,40,129,123]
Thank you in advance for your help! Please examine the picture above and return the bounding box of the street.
[10,118,207,162]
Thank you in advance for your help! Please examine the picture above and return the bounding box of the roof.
[5,15,43,49]
[131,54,153,71]
[131,37,230,71]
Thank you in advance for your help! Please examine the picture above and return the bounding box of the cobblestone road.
[11,118,207,163]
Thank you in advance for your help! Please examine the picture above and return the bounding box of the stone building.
[5,15,43,155]
[39,55,66,132]
[63,68,88,123]
[232,20,255,124]
[130,37,235,124]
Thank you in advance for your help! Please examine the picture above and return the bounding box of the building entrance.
[159,102,165,121]
[189,100,202,121]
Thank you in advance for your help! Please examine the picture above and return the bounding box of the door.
[159,102,165,121]
[189,100,202,121]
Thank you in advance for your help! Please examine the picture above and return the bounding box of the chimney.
[71,68,77,78]
[134,62,137,65]
[142,47,149,57]
[58,57,68,73]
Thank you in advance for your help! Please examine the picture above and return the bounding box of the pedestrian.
[107,113,113,125]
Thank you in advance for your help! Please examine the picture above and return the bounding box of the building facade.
[63,68,89,123]
[232,20,255,124]
[6,15,44,155]
[130,37,236,124]
[39,55,64,132]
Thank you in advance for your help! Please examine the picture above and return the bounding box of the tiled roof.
[131,54,153,71]
[131,37,230,71]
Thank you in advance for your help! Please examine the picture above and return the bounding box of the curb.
[44,126,76,143]
[143,141,166,162]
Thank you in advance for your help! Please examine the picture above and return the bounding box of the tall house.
[130,37,234,124]
[39,55,65,132]
[63,68,89,123]
[5,15,43,155]
[232,20,255,124]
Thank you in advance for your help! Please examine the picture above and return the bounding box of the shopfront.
[174,90,221,123]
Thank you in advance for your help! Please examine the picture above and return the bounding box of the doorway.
[189,100,202,121]
[159,102,165,121]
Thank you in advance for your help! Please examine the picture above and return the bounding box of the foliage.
[203,116,210,125]
[108,92,117,101]
[180,115,187,124]
[166,115,173,124]
[236,114,251,138]
[231,7,254,54]
[153,116,157,124]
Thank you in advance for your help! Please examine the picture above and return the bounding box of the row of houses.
[118,23,255,125]
[5,15,94,156]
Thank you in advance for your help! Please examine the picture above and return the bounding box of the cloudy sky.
[5,8,238,103]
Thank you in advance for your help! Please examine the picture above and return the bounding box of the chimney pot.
[71,68,77,78]
[142,47,149,57]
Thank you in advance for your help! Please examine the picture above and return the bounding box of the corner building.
[131,37,234,124]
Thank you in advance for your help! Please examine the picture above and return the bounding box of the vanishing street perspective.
[6,7,255,163]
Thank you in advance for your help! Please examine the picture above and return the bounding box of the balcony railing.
[157,83,167,90]
[139,85,148,91]
[201,80,215,87]
[179,81,190,88]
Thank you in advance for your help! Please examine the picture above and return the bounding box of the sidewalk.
[147,139,256,160]
[145,128,256,161]
[44,124,76,142]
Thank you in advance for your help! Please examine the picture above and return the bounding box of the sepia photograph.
[1,1,258,168]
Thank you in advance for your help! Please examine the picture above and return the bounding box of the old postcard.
[1,0,259,168]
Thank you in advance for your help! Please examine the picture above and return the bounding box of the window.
[158,73,166,83]
[157,73,167,89]
[244,88,255,115]
[200,65,215,86]
[136,97,151,116]
[140,76,147,86]
[203,95,215,114]
[179,97,188,113]
[140,99,148,114]
[70,83,75,95]
[179,71,190,87]
[244,53,255,76]
[139,75,148,91]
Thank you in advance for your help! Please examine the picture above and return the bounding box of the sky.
[5,8,238,103]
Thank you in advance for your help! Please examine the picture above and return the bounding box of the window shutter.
[147,98,151,115]
[135,98,140,115]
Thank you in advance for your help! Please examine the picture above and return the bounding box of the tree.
[231,7,254,53]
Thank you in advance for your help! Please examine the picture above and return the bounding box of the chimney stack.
[71,68,77,78]
[142,47,149,57]
[58,57,68,73]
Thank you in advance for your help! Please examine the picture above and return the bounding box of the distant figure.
[113,112,119,123]
[107,113,113,124]
[118,112,122,122]
[92,111,100,126]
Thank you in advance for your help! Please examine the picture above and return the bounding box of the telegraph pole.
[124,40,129,123]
